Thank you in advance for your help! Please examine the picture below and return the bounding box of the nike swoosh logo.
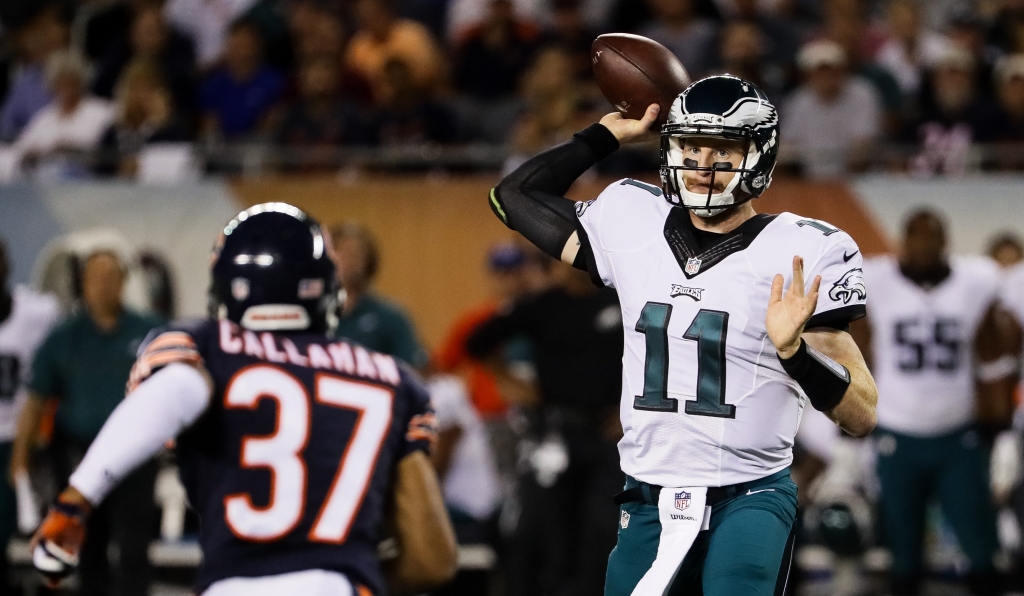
[843,250,859,263]
[746,489,776,496]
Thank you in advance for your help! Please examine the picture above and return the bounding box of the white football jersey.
[865,255,999,437]
[576,179,867,487]
[0,286,60,440]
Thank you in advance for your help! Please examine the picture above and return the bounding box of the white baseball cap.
[797,40,846,71]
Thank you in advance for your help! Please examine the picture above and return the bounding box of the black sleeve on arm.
[489,124,620,263]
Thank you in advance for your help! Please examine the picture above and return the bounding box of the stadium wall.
[1,175,1017,348]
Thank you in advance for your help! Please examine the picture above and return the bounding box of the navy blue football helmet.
[209,203,337,333]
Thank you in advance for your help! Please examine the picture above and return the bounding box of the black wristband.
[573,123,620,160]
[778,339,851,412]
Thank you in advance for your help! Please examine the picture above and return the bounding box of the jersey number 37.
[632,302,736,418]
[224,366,392,543]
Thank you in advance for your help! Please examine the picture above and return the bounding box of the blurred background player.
[431,241,549,544]
[12,248,162,596]
[988,232,1024,270]
[0,238,59,589]
[331,221,429,369]
[29,203,458,595]
[466,260,622,596]
[858,209,1012,596]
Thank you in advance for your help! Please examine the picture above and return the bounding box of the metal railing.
[7,141,1024,181]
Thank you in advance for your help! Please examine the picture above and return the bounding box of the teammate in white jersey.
[0,239,60,582]
[488,74,878,596]
[861,210,1007,596]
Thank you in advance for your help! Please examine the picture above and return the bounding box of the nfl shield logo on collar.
[685,258,702,275]
[675,491,691,511]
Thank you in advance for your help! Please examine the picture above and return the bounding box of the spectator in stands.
[0,238,59,591]
[372,58,458,145]
[988,232,1024,269]
[540,0,597,81]
[905,47,1001,175]
[713,20,787,100]
[447,0,546,42]
[991,55,1024,168]
[638,0,718,79]
[199,20,284,140]
[986,0,1024,56]
[164,0,258,67]
[330,221,429,368]
[994,55,1024,139]
[96,60,189,177]
[14,51,114,176]
[719,0,801,73]
[287,6,374,105]
[82,0,148,63]
[92,5,197,121]
[876,0,953,97]
[947,11,996,97]
[0,7,69,141]
[822,3,904,135]
[453,0,539,101]
[782,40,882,178]
[274,59,374,158]
[11,250,163,596]
[508,46,594,163]
[345,0,445,101]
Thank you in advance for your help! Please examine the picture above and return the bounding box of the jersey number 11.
[633,302,736,418]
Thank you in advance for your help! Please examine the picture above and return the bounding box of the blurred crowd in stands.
[4,0,1024,175]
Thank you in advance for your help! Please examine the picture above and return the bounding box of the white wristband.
[976,355,1020,383]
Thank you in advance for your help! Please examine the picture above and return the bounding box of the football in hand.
[591,33,691,126]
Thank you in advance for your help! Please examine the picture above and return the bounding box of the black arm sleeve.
[490,124,620,265]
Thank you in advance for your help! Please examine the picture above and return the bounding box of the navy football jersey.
[128,319,435,594]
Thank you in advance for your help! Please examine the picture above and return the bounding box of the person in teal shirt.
[11,250,162,596]
[330,222,428,368]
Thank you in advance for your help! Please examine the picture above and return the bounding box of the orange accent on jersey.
[406,428,437,444]
[144,332,197,353]
[405,411,438,447]
[356,585,373,596]
[126,332,205,393]
[406,413,438,445]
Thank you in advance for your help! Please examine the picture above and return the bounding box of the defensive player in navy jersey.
[29,203,458,595]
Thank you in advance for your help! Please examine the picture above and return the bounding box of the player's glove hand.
[31,489,91,588]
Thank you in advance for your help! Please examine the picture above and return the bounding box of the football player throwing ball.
[488,75,879,595]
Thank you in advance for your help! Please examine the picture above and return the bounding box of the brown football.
[591,33,691,126]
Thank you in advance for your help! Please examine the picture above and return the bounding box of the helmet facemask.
[659,76,781,217]
[660,131,762,218]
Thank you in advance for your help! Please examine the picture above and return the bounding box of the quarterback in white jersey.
[859,210,1005,596]
[488,75,878,596]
